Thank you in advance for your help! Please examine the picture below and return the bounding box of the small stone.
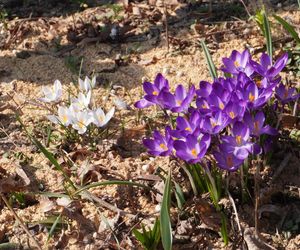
[176,71,184,77]
[142,164,149,172]
[162,67,170,75]
[142,76,148,83]
[155,204,161,212]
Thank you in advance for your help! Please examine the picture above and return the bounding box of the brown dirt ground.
[0,1,300,249]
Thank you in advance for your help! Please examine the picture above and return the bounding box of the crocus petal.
[104,107,115,125]
[134,99,153,108]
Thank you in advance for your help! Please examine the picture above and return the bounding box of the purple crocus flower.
[201,111,230,134]
[225,101,246,121]
[242,81,273,109]
[275,83,300,104]
[196,81,212,98]
[174,134,211,163]
[221,50,254,77]
[243,111,278,137]
[143,126,173,156]
[207,93,228,112]
[250,53,288,80]
[196,97,212,115]
[221,122,253,160]
[171,111,202,138]
[135,73,169,108]
[161,84,195,113]
[214,144,244,171]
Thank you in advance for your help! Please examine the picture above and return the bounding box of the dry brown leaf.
[39,196,55,213]
[15,166,30,186]
[194,197,222,232]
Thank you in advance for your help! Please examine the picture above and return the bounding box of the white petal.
[91,76,96,88]
[54,80,62,92]
[104,107,115,125]
[47,115,59,124]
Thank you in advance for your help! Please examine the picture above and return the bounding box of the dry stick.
[227,190,242,236]
[0,193,43,250]
[293,98,298,116]
[239,0,252,18]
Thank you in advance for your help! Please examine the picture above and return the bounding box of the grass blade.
[174,181,185,210]
[263,10,273,61]
[160,170,172,250]
[16,115,76,190]
[273,14,300,44]
[47,214,62,241]
[74,180,153,196]
[200,39,218,79]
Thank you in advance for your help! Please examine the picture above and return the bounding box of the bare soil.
[0,1,299,249]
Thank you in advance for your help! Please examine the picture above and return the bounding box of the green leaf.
[273,14,300,44]
[47,214,62,241]
[220,213,229,245]
[263,10,273,61]
[132,228,146,245]
[174,181,185,210]
[200,39,218,79]
[16,115,76,190]
[132,219,161,250]
[160,170,172,250]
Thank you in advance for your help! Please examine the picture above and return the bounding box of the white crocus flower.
[39,80,62,102]
[71,91,91,111]
[72,111,92,134]
[47,106,73,126]
[93,107,115,127]
[79,76,96,93]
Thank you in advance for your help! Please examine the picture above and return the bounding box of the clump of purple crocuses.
[135,50,298,171]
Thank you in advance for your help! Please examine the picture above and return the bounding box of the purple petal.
[135,99,153,108]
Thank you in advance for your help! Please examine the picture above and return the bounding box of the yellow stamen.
[62,115,68,123]
[78,120,85,129]
[202,104,208,109]
[185,127,191,132]
[160,143,167,150]
[234,61,240,67]
[229,111,235,119]
[191,148,197,157]
[256,79,262,88]
[177,100,182,106]
[152,91,158,96]
[98,115,104,122]
[211,121,217,127]
[248,93,255,102]
[226,155,233,167]
[236,135,242,145]
[219,102,224,110]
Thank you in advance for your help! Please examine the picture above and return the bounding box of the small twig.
[0,193,43,250]
[227,190,242,236]
[82,191,135,218]
[239,0,252,18]
[293,98,298,116]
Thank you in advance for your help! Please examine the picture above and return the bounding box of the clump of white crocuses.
[40,76,115,135]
